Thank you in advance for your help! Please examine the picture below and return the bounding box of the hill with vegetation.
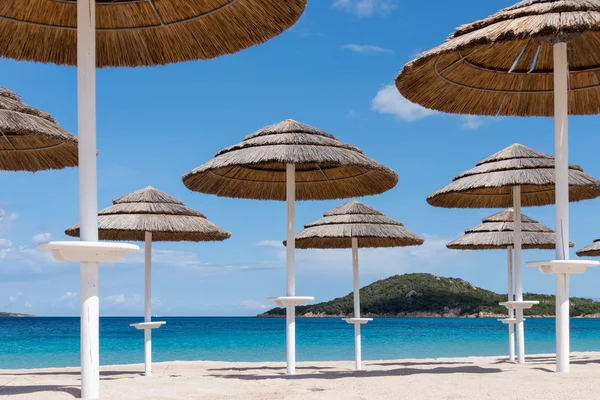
[259,273,600,318]
[0,312,34,317]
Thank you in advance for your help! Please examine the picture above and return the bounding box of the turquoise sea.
[2,317,600,369]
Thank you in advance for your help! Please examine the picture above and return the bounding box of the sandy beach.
[1,352,599,399]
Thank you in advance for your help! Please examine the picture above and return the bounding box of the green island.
[259,273,600,318]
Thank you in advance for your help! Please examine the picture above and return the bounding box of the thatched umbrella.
[428,142,600,365]
[0,86,78,171]
[291,200,423,370]
[183,119,398,374]
[447,208,573,362]
[16,1,306,395]
[64,186,230,376]
[576,240,600,258]
[396,0,600,373]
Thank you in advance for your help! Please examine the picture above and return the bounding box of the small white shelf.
[130,321,166,330]
[343,318,373,325]
[499,301,539,310]
[527,260,600,275]
[498,318,516,324]
[496,318,528,324]
[38,241,139,263]
[267,296,314,307]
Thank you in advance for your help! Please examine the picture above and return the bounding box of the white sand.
[1,353,600,399]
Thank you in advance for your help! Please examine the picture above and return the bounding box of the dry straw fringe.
[395,0,600,116]
[0,0,307,67]
[577,238,600,257]
[65,186,231,242]
[427,143,600,208]
[0,86,78,172]
[183,120,399,201]
[447,208,574,250]
[291,201,424,249]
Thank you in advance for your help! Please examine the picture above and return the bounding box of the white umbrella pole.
[513,186,525,363]
[144,232,152,376]
[286,164,296,375]
[507,246,515,362]
[78,0,100,398]
[351,237,361,370]
[554,41,570,373]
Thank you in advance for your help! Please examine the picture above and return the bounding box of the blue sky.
[3,0,600,317]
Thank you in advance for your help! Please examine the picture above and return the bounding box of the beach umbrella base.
[39,241,139,397]
[131,322,166,377]
[343,318,372,325]
[527,260,599,372]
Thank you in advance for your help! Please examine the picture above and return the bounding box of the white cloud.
[0,245,55,264]
[0,209,18,233]
[239,299,269,310]
[53,292,78,309]
[32,232,52,243]
[342,44,393,54]
[60,292,77,300]
[0,238,12,247]
[8,295,15,302]
[105,295,127,306]
[372,84,435,122]
[122,248,272,276]
[256,240,284,249]
[333,0,396,17]
[256,233,464,276]
[461,116,484,130]
[23,302,32,309]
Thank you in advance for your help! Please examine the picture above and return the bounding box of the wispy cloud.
[53,291,78,309]
[256,233,464,276]
[32,232,52,243]
[256,240,284,249]
[333,0,397,17]
[0,238,12,247]
[0,208,18,234]
[239,299,269,310]
[105,294,129,306]
[342,44,393,54]
[122,248,276,276]
[461,116,484,130]
[372,84,435,122]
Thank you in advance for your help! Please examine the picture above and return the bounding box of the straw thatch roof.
[396,0,600,116]
[576,239,600,257]
[0,86,78,172]
[182,120,398,201]
[0,0,306,67]
[65,186,231,242]
[447,209,574,250]
[427,143,600,208]
[289,200,424,249]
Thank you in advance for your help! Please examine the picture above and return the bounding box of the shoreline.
[257,314,600,318]
[3,350,600,373]
[2,352,600,399]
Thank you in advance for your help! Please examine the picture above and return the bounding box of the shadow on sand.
[0,371,141,397]
[0,370,141,378]
[207,365,335,372]
[213,365,504,380]
[0,385,81,398]
[370,361,472,367]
